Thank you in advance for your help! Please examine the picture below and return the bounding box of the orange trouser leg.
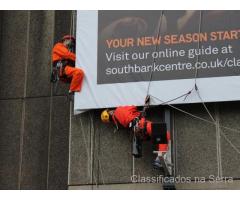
[158,131,171,152]
[64,66,84,92]
[139,118,170,152]
[138,118,152,136]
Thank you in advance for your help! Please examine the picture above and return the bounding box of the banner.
[75,10,240,113]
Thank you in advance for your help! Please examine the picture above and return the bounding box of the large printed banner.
[75,10,240,112]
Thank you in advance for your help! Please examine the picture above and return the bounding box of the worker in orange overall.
[51,35,84,96]
[101,104,170,168]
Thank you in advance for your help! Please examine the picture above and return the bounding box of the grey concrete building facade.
[0,10,72,189]
[0,10,240,190]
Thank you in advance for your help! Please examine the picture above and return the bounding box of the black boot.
[153,156,163,170]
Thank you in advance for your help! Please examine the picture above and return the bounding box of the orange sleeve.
[53,43,76,61]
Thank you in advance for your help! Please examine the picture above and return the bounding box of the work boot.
[153,156,163,170]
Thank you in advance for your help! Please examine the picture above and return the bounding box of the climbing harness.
[51,60,64,83]
[130,117,143,158]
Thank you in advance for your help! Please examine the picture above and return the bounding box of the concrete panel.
[69,109,133,185]
[93,110,132,184]
[174,104,218,178]
[26,11,54,97]
[53,10,73,96]
[0,99,22,189]
[0,11,28,99]
[54,11,73,44]
[219,102,240,178]
[20,98,50,189]
[176,180,240,190]
[134,141,157,179]
[69,185,93,190]
[69,183,162,190]
[47,96,70,189]
[94,183,162,190]
[69,110,93,185]
[69,107,169,185]
[0,12,2,48]
[69,180,240,190]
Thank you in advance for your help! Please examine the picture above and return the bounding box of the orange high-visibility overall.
[112,105,170,152]
[52,42,84,92]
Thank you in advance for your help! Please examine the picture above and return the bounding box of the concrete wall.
[1,11,240,190]
[69,181,240,190]
[69,103,240,189]
[0,10,72,189]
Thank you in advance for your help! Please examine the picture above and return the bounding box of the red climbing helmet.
[62,35,76,42]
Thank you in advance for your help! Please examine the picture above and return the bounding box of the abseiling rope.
[192,11,222,176]
[146,11,194,106]
[68,10,74,186]
[146,11,164,98]
[192,11,216,123]
[146,12,240,158]
[193,11,203,85]
[68,11,99,187]
[149,94,240,156]
[70,11,105,186]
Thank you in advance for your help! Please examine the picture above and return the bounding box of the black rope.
[193,10,203,86]
[146,11,202,107]
[192,11,216,122]
[150,94,240,134]
[150,94,240,157]
[146,11,164,98]
[145,11,195,109]
[148,12,240,169]
[149,90,192,106]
